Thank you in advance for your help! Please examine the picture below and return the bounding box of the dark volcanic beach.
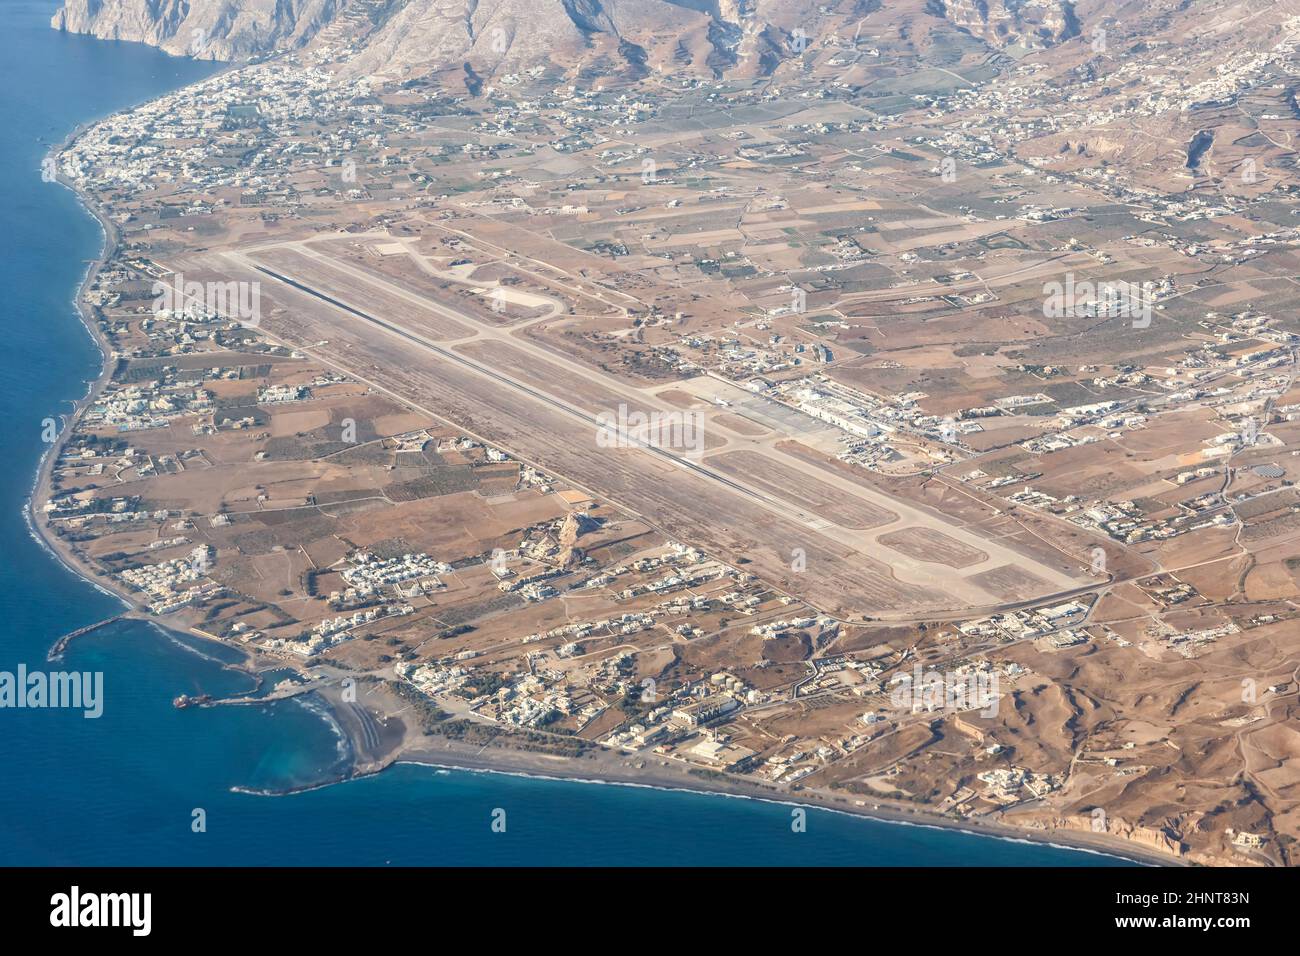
[2,1,1160,867]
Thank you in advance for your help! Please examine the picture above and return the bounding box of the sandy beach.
[24,111,1189,873]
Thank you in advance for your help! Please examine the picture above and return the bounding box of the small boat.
[172,693,212,709]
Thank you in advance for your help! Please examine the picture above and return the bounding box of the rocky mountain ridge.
[50,0,1084,82]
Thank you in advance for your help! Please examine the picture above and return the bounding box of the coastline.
[390,733,1180,867]
[25,54,243,616]
[26,72,1185,873]
[303,674,1183,867]
[214,674,1178,866]
[28,105,151,617]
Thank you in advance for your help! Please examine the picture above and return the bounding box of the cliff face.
[50,0,341,60]
[339,0,730,82]
[47,0,825,76]
[48,0,1087,78]
[931,0,1081,49]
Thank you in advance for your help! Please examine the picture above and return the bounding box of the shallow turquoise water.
[0,1,1131,866]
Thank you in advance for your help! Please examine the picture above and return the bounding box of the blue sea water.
[0,0,1132,866]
